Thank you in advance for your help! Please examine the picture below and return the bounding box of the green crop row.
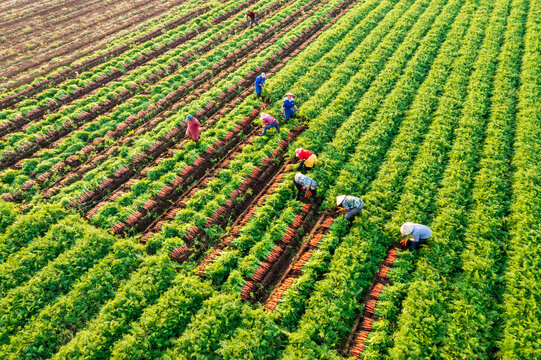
[0,238,143,360]
[497,0,540,357]
[434,0,528,356]
[0,217,118,345]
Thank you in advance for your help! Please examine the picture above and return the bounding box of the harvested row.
[0,0,251,132]
[0,0,273,167]
[1,0,177,63]
[264,213,335,311]
[54,0,360,226]
[0,0,217,109]
[40,0,327,211]
[239,201,319,302]
[345,247,399,357]
[0,0,202,91]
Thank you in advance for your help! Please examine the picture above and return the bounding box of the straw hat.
[336,195,346,206]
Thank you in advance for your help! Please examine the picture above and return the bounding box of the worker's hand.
[335,207,344,213]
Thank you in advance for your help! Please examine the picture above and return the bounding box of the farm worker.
[281,93,298,121]
[295,148,318,171]
[259,113,279,135]
[245,10,259,28]
[400,222,432,250]
[294,173,317,201]
[185,114,201,142]
[254,73,266,99]
[336,195,364,223]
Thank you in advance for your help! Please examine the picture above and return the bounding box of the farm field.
[0,0,539,358]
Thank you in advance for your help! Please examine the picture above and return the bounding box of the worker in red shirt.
[295,148,318,171]
[245,10,259,28]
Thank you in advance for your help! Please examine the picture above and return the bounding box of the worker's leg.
[294,182,303,200]
[408,238,427,251]
[250,18,254,28]
[273,122,280,132]
[256,91,261,99]
[345,207,362,222]
[260,124,271,135]
[296,160,306,172]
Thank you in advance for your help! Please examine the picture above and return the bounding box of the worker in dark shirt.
[245,10,259,28]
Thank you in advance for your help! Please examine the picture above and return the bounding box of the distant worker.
[245,10,259,28]
[336,195,364,223]
[254,73,266,99]
[294,172,317,201]
[185,114,201,142]
[400,222,431,250]
[281,93,298,121]
[295,148,318,171]
[259,113,279,135]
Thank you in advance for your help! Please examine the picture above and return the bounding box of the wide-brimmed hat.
[185,114,192,122]
[336,195,346,206]
[400,222,414,236]
[295,148,302,157]
[285,93,295,98]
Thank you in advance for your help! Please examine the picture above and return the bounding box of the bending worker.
[281,93,298,121]
[254,73,266,99]
[185,114,201,142]
[259,113,279,135]
[336,195,364,223]
[295,148,317,171]
[293,172,317,201]
[245,10,259,28]
[400,222,432,250]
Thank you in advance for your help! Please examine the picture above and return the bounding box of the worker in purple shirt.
[400,222,432,250]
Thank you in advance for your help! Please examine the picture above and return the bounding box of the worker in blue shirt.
[281,93,298,121]
[400,222,432,250]
[254,73,266,99]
